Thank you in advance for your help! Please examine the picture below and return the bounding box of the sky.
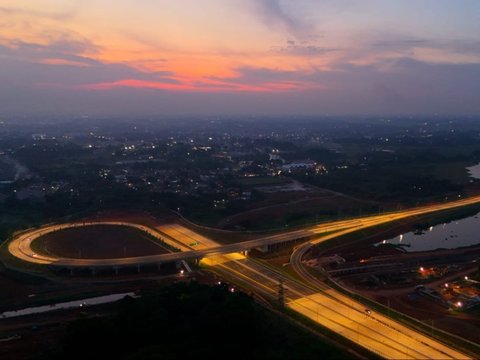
[1,0,480,116]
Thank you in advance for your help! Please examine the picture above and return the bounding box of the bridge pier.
[113,267,119,276]
[137,264,141,273]
[90,267,96,276]
[255,245,269,253]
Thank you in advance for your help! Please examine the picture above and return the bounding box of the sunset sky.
[1,0,480,116]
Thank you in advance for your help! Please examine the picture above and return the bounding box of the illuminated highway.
[209,254,471,359]
[7,221,193,266]
[7,221,346,268]
[7,195,480,358]
[9,194,480,269]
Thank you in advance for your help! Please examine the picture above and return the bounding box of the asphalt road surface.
[9,194,480,269]
[209,255,471,359]
[7,195,480,359]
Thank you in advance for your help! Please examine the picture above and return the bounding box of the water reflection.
[0,292,137,319]
[378,212,480,252]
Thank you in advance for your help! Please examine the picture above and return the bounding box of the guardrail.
[327,275,480,357]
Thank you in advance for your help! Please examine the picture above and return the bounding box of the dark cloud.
[0,38,100,66]
[323,58,480,114]
[178,59,480,114]
[1,38,480,116]
[444,40,480,55]
[0,40,176,87]
[372,38,431,50]
[218,67,299,84]
[369,34,480,56]
[270,39,340,56]
[254,0,314,38]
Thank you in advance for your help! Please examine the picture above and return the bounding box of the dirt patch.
[322,236,480,344]
[31,225,170,259]
[338,276,480,344]
[218,191,377,230]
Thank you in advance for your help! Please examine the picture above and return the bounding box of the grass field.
[31,225,171,259]
[237,176,291,187]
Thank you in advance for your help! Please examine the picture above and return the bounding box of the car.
[365,309,372,315]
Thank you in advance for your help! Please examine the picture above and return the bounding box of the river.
[379,163,480,252]
[379,213,480,252]
[0,292,137,319]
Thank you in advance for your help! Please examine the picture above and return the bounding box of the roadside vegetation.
[39,282,354,360]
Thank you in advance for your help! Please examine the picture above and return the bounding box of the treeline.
[39,282,353,360]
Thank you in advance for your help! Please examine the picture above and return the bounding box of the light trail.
[210,253,471,359]
[7,195,480,359]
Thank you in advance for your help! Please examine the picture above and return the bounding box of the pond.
[0,292,137,319]
[378,212,480,252]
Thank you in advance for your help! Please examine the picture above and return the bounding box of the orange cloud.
[39,58,90,67]
[82,77,316,93]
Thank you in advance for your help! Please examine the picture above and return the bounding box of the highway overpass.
[7,194,480,272]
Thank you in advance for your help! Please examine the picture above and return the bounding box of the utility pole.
[278,280,285,309]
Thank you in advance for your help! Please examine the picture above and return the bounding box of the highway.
[7,221,341,268]
[209,254,471,359]
[6,195,480,358]
[10,193,480,269]
[190,195,480,359]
